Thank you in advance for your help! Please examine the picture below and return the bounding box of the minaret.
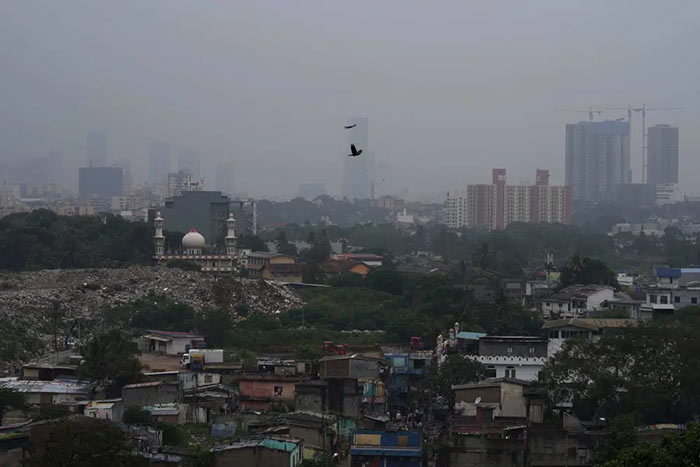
[225,212,237,257]
[154,211,165,257]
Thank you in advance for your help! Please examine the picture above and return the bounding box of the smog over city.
[4,3,700,466]
[1,1,698,200]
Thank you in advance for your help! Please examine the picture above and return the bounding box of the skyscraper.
[565,121,631,202]
[215,161,235,194]
[78,166,123,200]
[343,117,374,200]
[178,150,201,179]
[86,130,107,167]
[647,124,679,185]
[148,142,171,184]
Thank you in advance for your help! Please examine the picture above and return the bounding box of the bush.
[123,406,153,426]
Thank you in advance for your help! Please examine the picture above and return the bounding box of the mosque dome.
[182,229,206,249]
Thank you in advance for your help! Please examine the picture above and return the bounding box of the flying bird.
[344,124,357,129]
[347,144,363,157]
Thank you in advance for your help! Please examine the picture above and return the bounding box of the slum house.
[142,330,205,355]
[20,362,79,382]
[450,378,533,467]
[212,437,304,467]
[84,398,125,422]
[319,354,387,438]
[381,346,431,411]
[281,412,337,453]
[238,374,300,412]
[0,378,92,406]
[121,381,180,407]
[350,430,423,467]
[143,370,222,390]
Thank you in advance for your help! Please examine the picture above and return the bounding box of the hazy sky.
[1,1,699,199]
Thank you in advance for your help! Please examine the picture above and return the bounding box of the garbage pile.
[0,266,304,369]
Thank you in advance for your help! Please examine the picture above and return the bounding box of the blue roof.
[456,331,487,340]
[655,267,682,278]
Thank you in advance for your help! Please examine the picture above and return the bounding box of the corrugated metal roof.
[0,377,91,394]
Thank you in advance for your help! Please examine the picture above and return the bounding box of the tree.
[603,423,700,467]
[428,354,484,405]
[79,330,142,398]
[123,406,153,426]
[0,388,23,426]
[237,234,268,252]
[195,307,233,348]
[27,417,149,467]
[472,242,491,270]
[275,230,298,256]
[540,319,700,423]
[560,254,618,288]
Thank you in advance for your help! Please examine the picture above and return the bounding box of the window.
[505,366,516,378]
[660,295,668,304]
[486,366,497,378]
[507,347,514,355]
[675,296,681,303]
[204,374,213,383]
[274,386,283,396]
[693,297,698,305]
[545,302,550,307]
[529,347,536,355]
[650,294,658,304]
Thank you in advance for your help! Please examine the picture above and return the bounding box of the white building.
[471,355,546,382]
[656,183,684,206]
[542,318,639,357]
[541,284,615,318]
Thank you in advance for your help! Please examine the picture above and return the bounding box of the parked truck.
[181,349,224,370]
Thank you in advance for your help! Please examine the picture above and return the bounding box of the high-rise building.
[86,130,107,167]
[148,142,171,184]
[445,169,571,230]
[162,190,232,243]
[647,124,679,186]
[167,170,200,197]
[565,121,631,202]
[178,150,201,179]
[78,166,123,200]
[215,161,235,194]
[343,117,374,200]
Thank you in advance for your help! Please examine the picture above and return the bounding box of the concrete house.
[261,263,305,283]
[246,252,296,279]
[541,284,615,318]
[350,430,422,467]
[238,374,299,412]
[121,381,180,407]
[142,330,205,355]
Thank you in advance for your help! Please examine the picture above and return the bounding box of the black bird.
[348,144,363,157]
[344,124,357,129]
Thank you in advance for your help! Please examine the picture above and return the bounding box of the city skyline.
[1,2,697,199]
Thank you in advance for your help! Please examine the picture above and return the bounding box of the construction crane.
[556,106,605,122]
[604,105,683,183]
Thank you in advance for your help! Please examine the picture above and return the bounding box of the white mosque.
[153,211,239,273]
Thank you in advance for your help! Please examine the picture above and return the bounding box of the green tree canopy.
[560,254,618,288]
[79,330,142,398]
[603,423,700,467]
[27,417,149,467]
[0,388,24,425]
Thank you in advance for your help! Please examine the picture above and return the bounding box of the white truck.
[181,349,224,370]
